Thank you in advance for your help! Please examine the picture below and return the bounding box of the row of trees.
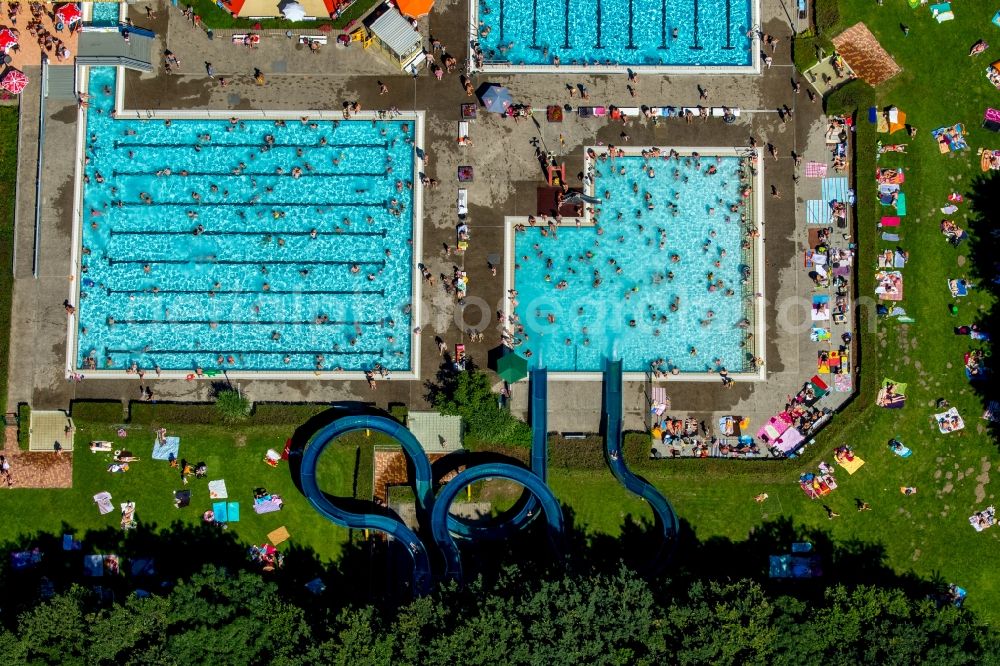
[1,564,993,665]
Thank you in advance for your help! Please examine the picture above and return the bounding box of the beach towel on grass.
[152,436,179,461]
[212,501,229,522]
[227,502,240,522]
[935,407,965,433]
[836,454,865,475]
[94,491,113,515]
[208,479,228,499]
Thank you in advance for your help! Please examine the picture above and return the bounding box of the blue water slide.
[430,463,564,582]
[299,415,434,594]
[602,359,680,564]
[445,368,549,539]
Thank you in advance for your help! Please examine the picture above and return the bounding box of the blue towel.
[881,232,900,242]
[806,200,825,224]
[821,177,849,204]
[212,501,228,522]
[151,436,179,461]
[227,502,240,522]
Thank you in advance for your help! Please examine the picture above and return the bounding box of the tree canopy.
[1,564,992,666]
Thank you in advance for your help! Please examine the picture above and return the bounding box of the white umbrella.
[279,0,307,20]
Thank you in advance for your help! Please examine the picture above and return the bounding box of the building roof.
[367,6,421,59]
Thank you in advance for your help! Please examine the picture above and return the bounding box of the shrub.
[130,402,217,426]
[70,400,126,424]
[549,436,606,470]
[16,403,29,449]
[825,79,875,117]
[814,0,841,36]
[215,390,251,424]
[388,404,408,424]
[248,403,328,425]
[432,369,532,447]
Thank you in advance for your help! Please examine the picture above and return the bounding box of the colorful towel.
[268,526,291,546]
[935,407,965,433]
[875,271,903,301]
[880,216,900,227]
[805,162,828,177]
[834,374,852,392]
[227,502,240,523]
[836,455,865,475]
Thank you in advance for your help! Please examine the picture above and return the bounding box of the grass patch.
[0,107,17,417]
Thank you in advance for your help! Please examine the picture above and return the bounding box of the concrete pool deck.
[7,0,855,440]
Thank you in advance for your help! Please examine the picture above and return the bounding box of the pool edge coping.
[501,144,766,383]
[66,64,425,382]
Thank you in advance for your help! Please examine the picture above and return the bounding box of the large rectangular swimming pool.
[509,150,757,374]
[74,67,418,376]
[474,0,754,70]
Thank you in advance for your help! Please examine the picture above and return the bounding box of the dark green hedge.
[70,400,126,424]
[825,80,876,117]
[814,0,841,36]
[16,403,29,450]
[127,401,332,427]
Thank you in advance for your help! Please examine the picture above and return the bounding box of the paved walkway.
[2,426,73,489]
[5,0,855,449]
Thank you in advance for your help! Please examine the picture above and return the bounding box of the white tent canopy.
[279,0,307,20]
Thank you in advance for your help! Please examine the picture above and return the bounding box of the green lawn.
[0,420,410,563]
[0,106,18,417]
[550,1,1000,623]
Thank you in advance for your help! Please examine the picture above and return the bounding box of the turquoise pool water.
[511,153,752,373]
[90,2,120,26]
[476,0,752,67]
[76,67,415,373]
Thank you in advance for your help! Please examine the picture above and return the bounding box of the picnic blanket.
[83,554,104,577]
[879,216,900,227]
[94,491,113,515]
[805,162,828,177]
[151,436,179,461]
[254,495,284,514]
[889,440,912,457]
[208,479,228,499]
[650,386,670,416]
[970,506,996,532]
[936,407,965,433]
[878,250,908,269]
[875,270,903,301]
[932,124,968,153]
[949,279,969,297]
[268,526,290,546]
[835,452,866,474]
[810,327,832,342]
[212,501,229,522]
[931,2,954,22]
[806,200,826,224]
[876,378,907,408]
[227,502,240,523]
[834,374,853,392]
[120,502,137,530]
[812,295,830,321]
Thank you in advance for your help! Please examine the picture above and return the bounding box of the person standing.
[205,62,215,78]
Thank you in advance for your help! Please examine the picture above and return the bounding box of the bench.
[299,35,328,45]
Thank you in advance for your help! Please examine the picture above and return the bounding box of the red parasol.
[56,3,83,25]
[1,68,29,95]
[0,28,18,53]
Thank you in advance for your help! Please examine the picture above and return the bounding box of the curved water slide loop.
[430,463,565,583]
[602,359,680,566]
[299,415,435,595]
[444,368,549,539]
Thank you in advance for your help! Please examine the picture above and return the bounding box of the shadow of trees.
[962,171,999,443]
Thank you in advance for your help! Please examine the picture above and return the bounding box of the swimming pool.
[508,149,760,376]
[472,0,755,71]
[89,2,122,27]
[72,67,420,376]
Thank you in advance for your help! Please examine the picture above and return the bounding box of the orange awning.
[397,0,433,18]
